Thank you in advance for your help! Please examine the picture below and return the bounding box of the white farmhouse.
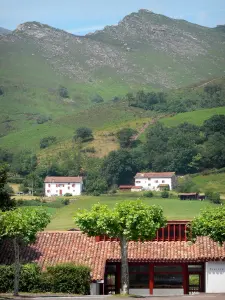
[44,176,83,197]
[134,172,176,191]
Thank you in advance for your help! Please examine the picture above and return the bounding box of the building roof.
[131,186,142,189]
[135,172,175,179]
[179,193,198,196]
[0,231,225,281]
[44,176,83,183]
[119,185,133,189]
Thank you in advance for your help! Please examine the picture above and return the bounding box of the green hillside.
[192,172,225,194]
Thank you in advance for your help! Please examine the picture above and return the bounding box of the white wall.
[129,289,150,296]
[45,182,82,196]
[205,261,225,293]
[90,283,100,295]
[135,177,174,191]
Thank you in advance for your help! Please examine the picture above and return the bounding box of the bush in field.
[58,86,69,98]
[40,136,56,149]
[161,190,169,198]
[143,191,154,198]
[91,94,104,104]
[74,127,93,142]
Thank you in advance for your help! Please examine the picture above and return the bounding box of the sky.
[0,0,225,35]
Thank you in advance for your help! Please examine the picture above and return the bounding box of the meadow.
[40,193,219,230]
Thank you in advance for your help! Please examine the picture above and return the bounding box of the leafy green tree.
[74,127,93,142]
[0,208,51,295]
[116,128,137,148]
[74,200,166,294]
[189,206,225,245]
[176,176,199,193]
[161,190,169,198]
[85,177,108,195]
[202,115,225,137]
[102,149,139,186]
[0,164,16,211]
[125,92,135,106]
[12,150,37,176]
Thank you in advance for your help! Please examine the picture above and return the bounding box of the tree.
[74,127,93,142]
[189,206,225,245]
[176,176,199,193]
[12,150,37,176]
[116,128,137,148]
[91,94,104,104]
[85,177,108,195]
[202,115,225,137]
[0,208,51,295]
[102,149,139,186]
[74,200,166,294]
[0,164,16,211]
[40,136,57,149]
[58,86,69,98]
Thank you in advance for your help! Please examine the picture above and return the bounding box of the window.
[68,187,70,190]
[148,178,151,181]
[136,181,140,183]
[48,184,51,187]
[154,265,183,289]
[162,180,165,183]
[148,183,151,186]
[47,190,50,193]
[155,180,158,183]
[68,183,70,185]
[72,184,75,187]
[188,265,203,272]
[129,264,149,289]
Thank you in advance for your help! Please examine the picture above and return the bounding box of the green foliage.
[0,164,16,211]
[189,206,225,245]
[12,150,37,176]
[0,263,90,294]
[45,264,90,294]
[91,94,104,104]
[0,87,4,96]
[36,115,51,124]
[177,176,199,193]
[74,200,166,241]
[85,177,108,195]
[202,115,225,137]
[58,86,69,98]
[40,136,57,149]
[0,207,51,244]
[74,127,93,142]
[116,128,137,148]
[161,190,169,198]
[143,191,154,198]
[205,191,221,204]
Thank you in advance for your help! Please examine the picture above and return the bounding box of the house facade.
[134,172,176,191]
[44,176,83,196]
[1,221,225,296]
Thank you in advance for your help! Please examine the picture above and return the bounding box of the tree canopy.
[189,206,225,245]
[116,128,137,148]
[74,200,166,294]
[74,127,93,142]
[0,207,51,295]
[0,164,16,211]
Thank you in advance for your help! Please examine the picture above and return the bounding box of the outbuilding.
[1,221,225,296]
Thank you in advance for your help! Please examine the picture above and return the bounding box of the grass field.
[192,172,225,194]
[45,193,218,230]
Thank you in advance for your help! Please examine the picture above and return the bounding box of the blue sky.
[0,0,225,35]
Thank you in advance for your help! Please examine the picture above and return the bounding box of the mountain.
[0,10,225,151]
[0,27,11,35]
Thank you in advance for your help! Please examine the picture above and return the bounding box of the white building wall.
[205,261,225,293]
[90,283,100,295]
[135,177,173,191]
[45,182,82,197]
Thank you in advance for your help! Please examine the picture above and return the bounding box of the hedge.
[0,263,91,294]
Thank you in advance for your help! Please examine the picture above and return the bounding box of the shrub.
[0,265,14,292]
[143,191,154,198]
[161,190,169,198]
[64,193,72,197]
[74,127,93,142]
[36,115,51,124]
[92,191,100,196]
[58,86,69,98]
[206,191,221,204]
[45,264,91,294]
[40,136,57,149]
[91,94,104,104]
[61,198,70,205]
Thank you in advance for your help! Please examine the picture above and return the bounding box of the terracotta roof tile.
[0,231,225,281]
[135,172,175,178]
[44,177,83,183]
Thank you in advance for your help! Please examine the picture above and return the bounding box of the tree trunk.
[120,236,129,294]
[13,238,20,296]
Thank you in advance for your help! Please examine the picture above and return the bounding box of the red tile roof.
[131,186,143,189]
[1,231,225,281]
[44,176,83,183]
[135,172,175,178]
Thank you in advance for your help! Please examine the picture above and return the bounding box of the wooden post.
[149,263,154,295]
[183,263,189,294]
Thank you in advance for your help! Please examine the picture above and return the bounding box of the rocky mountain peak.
[0,27,11,35]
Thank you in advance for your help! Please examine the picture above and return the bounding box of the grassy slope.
[47,193,217,230]
[192,173,225,194]
[160,107,225,127]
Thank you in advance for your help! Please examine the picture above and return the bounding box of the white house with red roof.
[44,176,83,196]
[134,172,176,191]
